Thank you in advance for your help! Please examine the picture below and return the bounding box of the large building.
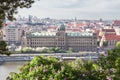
[2,25,22,45]
[23,25,97,52]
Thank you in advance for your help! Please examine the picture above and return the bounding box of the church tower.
[56,24,67,50]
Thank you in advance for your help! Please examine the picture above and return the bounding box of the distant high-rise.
[17,15,22,21]
[28,15,33,23]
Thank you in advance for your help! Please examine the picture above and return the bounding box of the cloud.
[16,0,120,19]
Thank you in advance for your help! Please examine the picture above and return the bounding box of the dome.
[59,24,65,31]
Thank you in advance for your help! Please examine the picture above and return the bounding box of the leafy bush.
[21,47,66,53]
[0,40,11,55]
[7,47,120,80]
[21,47,34,53]
[7,56,77,80]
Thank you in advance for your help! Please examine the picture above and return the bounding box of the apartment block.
[3,25,22,45]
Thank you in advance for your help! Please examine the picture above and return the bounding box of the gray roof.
[27,32,56,37]
[67,32,93,37]
[27,31,94,38]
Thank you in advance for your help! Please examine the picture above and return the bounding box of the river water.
[0,61,28,80]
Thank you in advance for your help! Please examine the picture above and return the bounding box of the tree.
[49,47,62,53]
[98,48,120,80]
[6,56,77,80]
[103,41,108,47]
[0,0,37,28]
[97,41,100,47]
[6,56,113,80]
[67,47,73,53]
[0,40,11,55]
[115,41,120,49]
[7,46,120,80]
[0,40,7,51]
[0,0,38,54]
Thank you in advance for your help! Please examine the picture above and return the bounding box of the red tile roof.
[47,27,58,31]
[102,29,115,33]
[113,20,120,26]
[66,28,81,32]
[104,34,120,41]
[66,23,87,27]
[72,28,80,32]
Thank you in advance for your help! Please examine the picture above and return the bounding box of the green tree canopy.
[115,41,120,49]
[7,47,120,80]
[0,40,11,55]
[7,56,78,80]
[103,41,108,47]
[0,0,37,28]
[0,0,38,54]
[0,40,7,50]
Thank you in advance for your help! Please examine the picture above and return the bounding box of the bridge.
[0,56,32,62]
[0,53,99,63]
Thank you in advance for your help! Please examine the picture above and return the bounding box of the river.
[0,61,28,80]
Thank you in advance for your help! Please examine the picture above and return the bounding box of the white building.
[114,27,120,35]
[2,25,22,45]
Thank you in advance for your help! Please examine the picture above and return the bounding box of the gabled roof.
[27,32,56,37]
[67,32,93,37]
[102,29,115,33]
[66,23,87,27]
[113,20,120,26]
[104,34,120,41]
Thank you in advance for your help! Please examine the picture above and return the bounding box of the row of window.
[30,39,55,42]
[28,40,96,43]
[68,42,92,44]
[29,38,96,41]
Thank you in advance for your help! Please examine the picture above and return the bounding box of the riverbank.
[0,61,28,80]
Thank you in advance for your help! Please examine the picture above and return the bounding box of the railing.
[0,54,99,63]
[0,56,32,62]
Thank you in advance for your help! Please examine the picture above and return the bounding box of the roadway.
[0,53,99,63]
[10,52,99,57]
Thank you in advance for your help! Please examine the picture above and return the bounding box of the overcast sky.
[16,0,120,19]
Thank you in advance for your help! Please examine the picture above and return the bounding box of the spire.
[74,17,77,27]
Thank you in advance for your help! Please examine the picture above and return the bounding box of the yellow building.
[23,25,97,52]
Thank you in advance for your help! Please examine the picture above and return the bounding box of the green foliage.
[0,40,7,50]
[97,41,100,46]
[21,47,65,53]
[106,49,120,68]
[21,47,34,53]
[103,41,108,47]
[115,41,120,49]
[66,47,73,53]
[115,58,120,73]
[0,0,38,28]
[0,40,11,55]
[7,56,77,80]
[51,47,63,53]
[97,48,120,80]
[7,47,120,80]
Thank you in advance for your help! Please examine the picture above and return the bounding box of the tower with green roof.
[56,24,67,50]
[58,24,65,31]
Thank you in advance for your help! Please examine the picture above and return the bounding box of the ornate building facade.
[23,25,97,52]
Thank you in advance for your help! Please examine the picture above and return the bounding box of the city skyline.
[16,0,120,20]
